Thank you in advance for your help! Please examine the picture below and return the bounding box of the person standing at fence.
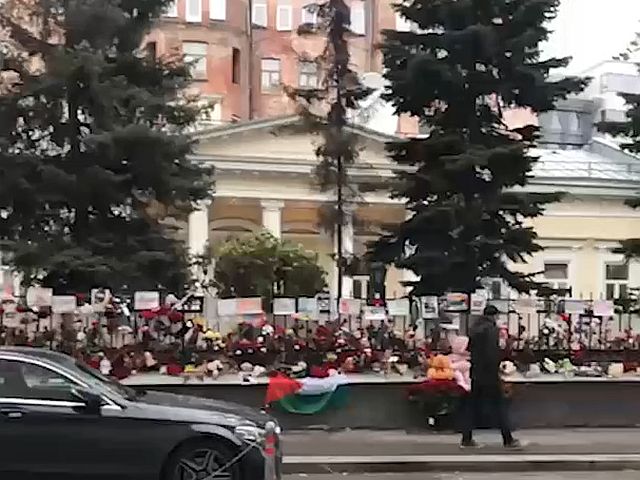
[460,305,522,449]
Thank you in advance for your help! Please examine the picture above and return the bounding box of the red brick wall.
[150,0,401,124]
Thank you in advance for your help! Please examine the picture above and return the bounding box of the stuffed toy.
[500,360,517,376]
[426,355,454,381]
[448,336,471,391]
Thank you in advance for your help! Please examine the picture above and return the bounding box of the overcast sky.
[543,0,640,73]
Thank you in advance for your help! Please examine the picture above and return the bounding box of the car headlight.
[234,422,265,444]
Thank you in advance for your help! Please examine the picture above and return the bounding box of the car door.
[0,357,122,479]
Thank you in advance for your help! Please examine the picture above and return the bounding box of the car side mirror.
[71,388,103,415]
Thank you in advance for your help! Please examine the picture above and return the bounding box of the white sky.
[543,0,640,73]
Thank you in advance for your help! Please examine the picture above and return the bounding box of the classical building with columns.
[186,102,640,302]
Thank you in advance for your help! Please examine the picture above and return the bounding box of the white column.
[188,201,211,257]
[333,206,355,299]
[261,200,284,238]
[402,209,419,291]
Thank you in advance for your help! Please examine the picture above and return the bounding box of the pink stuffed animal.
[448,335,471,392]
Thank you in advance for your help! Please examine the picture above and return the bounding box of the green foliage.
[0,0,213,293]
[371,0,587,296]
[213,231,327,303]
[286,0,371,234]
[600,41,640,260]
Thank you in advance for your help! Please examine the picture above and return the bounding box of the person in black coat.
[460,305,522,449]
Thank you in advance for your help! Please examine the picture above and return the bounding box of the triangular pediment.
[192,115,398,167]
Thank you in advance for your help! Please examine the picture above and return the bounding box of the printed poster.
[445,293,469,312]
[273,297,296,315]
[593,300,615,317]
[387,298,410,316]
[51,295,77,314]
[339,298,362,316]
[420,296,439,319]
[26,287,53,308]
[470,290,487,314]
[133,291,160,311]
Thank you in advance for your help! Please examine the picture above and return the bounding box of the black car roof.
[0,346,72,364]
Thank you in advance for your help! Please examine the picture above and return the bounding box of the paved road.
[284,473,640,480]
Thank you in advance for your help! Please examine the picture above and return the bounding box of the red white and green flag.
[265,373,349,415]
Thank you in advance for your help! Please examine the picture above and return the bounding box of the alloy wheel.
[173,447,234,480]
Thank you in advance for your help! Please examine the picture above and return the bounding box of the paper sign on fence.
[236,297,263,315]
[420,296,439,319]
[26,287,53,308]
[339,298,362,316]
[593,300,615,317]
[297,297,318,319]
[52,295,77,314]
[387,298,410,316]
[564,299,587,315]
[273,298,296,315]
[133,291,160,311]
[445,293,469,312]
[470,290,487,314]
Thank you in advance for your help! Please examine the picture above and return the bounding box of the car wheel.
[164,439,241,480]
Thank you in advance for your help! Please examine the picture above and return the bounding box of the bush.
[214,232,327,304]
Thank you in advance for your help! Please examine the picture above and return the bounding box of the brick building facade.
[146,0,402,124]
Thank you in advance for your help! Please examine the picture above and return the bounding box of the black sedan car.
[0,346,282,480]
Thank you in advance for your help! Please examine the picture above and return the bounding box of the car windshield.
[73,360,140,401]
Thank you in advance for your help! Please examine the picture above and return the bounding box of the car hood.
[135,390,273,427]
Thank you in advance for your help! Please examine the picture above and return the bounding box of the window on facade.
[232,47,241,84]
[276,0,293,31]
[209,0,226,20]
[350,0,366,35]
[543,262,570,293]
[164,0,178,17]
[183,42,208,79]
[252,0,267,27]
[606,263,629,300]
[196,97,222,126]
[261,58,281,92]
[185,0,202,22]
[0,360,77,402]
[301,3,318,24]
[298,61,318,88]
[145,41,157,59]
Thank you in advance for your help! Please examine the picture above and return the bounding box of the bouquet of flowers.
[407,379,466,429]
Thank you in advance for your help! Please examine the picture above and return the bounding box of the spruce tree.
[371,0,587,296]
[600,33,640,259]
[0,0,213,294]
[287,0,370,300]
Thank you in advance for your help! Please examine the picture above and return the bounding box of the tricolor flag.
[265,372,349,415]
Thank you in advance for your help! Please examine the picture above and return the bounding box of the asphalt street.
[284,473,640,480]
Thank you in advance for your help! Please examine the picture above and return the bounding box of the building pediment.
[191,115,397,169]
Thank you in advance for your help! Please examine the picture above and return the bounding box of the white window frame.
[605,261,629,300]
[276,0,293,31]
[261,58,281,92]
[350,0,365,35]
[185,0,202,23]
[298,60,318,88]
[542,261,571,294]
[183,42,208,80]
[252,0,268,27]
[301,3,318,25]
[209,0,226,20]
[537,251,576,297]
[164,0,178,17]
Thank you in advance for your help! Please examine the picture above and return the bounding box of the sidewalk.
[281,429,640,473]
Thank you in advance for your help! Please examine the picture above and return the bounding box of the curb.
[282,454,640,474]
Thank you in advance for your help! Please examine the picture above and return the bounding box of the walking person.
[460,305,522,449]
